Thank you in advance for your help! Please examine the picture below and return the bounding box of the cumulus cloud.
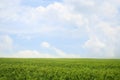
[0,0,21,21]
[83,36,106,52]
[99,2,118,18]
[2,41,80,58]
[0,0,120,58]
[9,48,80,58]
[11,50,55,58]
[0,35,13,51]
[0,0,85,36]
[41,42,80,58]
[41,41,51,48]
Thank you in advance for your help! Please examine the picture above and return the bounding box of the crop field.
[0,58,120,80]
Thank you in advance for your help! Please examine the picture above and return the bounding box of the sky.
[0,0,120,58]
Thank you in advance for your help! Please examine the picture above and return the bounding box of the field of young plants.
[0,58,120,80]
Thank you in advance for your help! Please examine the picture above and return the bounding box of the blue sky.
[0,0,120,58]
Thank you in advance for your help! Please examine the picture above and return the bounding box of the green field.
[0,58,120,80]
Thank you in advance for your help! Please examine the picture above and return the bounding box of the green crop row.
[0,58,120,80]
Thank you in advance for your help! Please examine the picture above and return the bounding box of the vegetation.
[0,58,120,80]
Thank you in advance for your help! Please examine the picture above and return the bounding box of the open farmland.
[0,58,120,80]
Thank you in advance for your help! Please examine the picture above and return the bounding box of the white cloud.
[41,41,80,58]
[97,22,120,58]
[83,35,115,58]
[97,21,119,41]
[98,1,118,18]
[41,42,50,48]
[0,35,13,51]
[52,47,80,58]
[0,0,120,58]
[0,0,21,21]
[10,49,80,58]
[64,0,95,6]
[0,1,85,36]
[83,36,106,52]
[82,15,119,58]
[52,47,66,57]
[11,50,56,58]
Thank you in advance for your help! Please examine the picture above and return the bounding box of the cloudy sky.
[0,0,120,58]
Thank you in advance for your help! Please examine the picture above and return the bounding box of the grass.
[0,58,120,80]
